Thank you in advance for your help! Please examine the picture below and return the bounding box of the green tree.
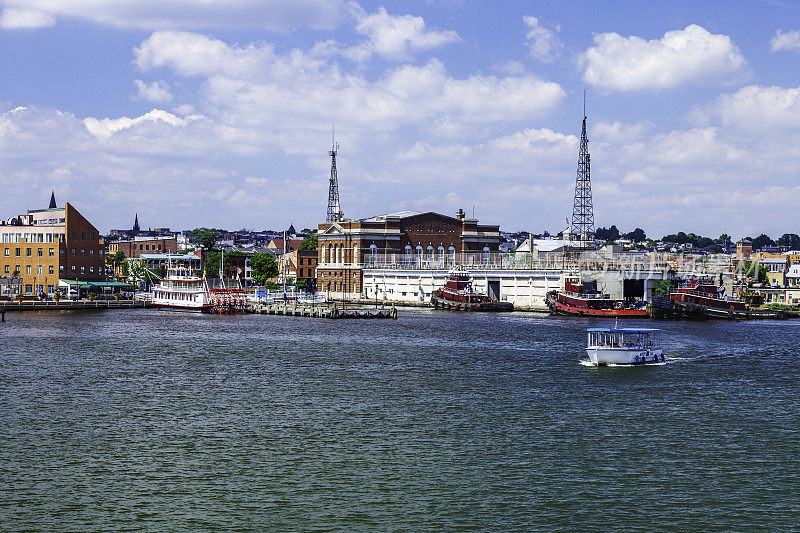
[778,233,800,249]
[187,227,223,250]
[250,253,278,284]
[298,234,318,251]
[751,234,775,250]
[624,228,647,242]
[106,251,126,279]
[204,250,221,278]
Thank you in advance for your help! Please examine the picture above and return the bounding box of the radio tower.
[326,125,343,223]
[570,91,595,250]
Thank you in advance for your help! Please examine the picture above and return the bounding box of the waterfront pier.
[248,301,397,319]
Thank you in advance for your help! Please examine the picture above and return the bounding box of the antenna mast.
[326,125,343,223]
[570,89,595,250]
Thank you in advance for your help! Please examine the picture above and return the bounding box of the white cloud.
[83,109,194,139]
[0,8,55,29]
[134,80,173,103]
[136,32,565,136]
[770,29,800,52]
[700,85,800,132]
[582,25,748,91]
[523,15,562,63]
[0,0,345,31]
[345,7,460,62]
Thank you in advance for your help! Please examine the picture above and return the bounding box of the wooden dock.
[0,299,149,312]
[248,302,397,319]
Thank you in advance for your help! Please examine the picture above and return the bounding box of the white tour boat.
[151,266,214,312]
[585,327,664,366]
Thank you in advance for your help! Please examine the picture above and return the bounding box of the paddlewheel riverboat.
[586,327,664,366]
[152,266,214,313]
[546,280,648,318]
[431,268,514,311]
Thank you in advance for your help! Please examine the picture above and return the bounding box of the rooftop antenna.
[569,88,595,250]
[326,124,343,223]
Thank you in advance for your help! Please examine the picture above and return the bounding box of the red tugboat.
[431,269,514,311]
[668,279,781,319]
[546,280,648,318]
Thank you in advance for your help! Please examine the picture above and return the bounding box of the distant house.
[267,238,304,255]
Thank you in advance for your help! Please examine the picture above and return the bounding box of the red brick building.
[108,236,177,258]
[316,210,500,298]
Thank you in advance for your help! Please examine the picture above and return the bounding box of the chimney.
[456,208,465,221]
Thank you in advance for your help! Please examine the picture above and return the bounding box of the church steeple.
[49,191,57,209]
[133,213,140,233]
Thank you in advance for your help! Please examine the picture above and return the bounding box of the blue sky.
[1,0,799,239]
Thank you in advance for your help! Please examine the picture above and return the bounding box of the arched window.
[353,243,359,265]
[426,245,434,259]
[448,245,456,264]
[437,245,445,262]
[482,246,490,263]
[415,245,423,255]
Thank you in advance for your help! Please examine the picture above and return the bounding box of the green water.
[1,309,798,531]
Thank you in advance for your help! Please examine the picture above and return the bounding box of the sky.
[1,0,799,239]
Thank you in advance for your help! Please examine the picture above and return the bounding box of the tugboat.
[431,268,514,311]
[668,279,782,319]
[151,265,214,312]
[546,280,648,318]
[585,327,664,365]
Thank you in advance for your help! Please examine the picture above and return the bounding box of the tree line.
[595,225,800,251]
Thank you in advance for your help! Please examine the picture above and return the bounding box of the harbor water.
[1,309,798,531]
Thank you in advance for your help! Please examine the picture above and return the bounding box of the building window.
[26,265,31,275]
[81,232,85,240]
[437,245,444,261]
[72,265,76,273]
[72,249,76,258]
[72,231,76,239]
[38,248,43,257]
[26,248,31,257]
[448,246,456,264]
[60,266,64,273]
[3,248,7,257]
[427,245,434,259]
[482,246,490,262]
[90,249,94,258]
[3,265,7,274]
[81,249,86,258]
[415,245,423,255]
[60,248,64,257]
[90,266,94,274]
[15,248,20,257]
[81,266,85,274]
[49,266,54,275]
[37,265,42,275]
[25,284,32,295]
[49,248,54,257]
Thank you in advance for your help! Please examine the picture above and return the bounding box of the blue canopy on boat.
[587,328,660,333]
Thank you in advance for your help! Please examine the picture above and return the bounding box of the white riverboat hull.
[586,347,664,366]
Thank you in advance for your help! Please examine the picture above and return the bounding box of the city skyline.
[1,0,800,236]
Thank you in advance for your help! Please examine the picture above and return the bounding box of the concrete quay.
[0,299,148,312]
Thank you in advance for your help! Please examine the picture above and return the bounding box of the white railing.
[359,251,739,276]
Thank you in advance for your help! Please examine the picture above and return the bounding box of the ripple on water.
[1,309,799,531]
